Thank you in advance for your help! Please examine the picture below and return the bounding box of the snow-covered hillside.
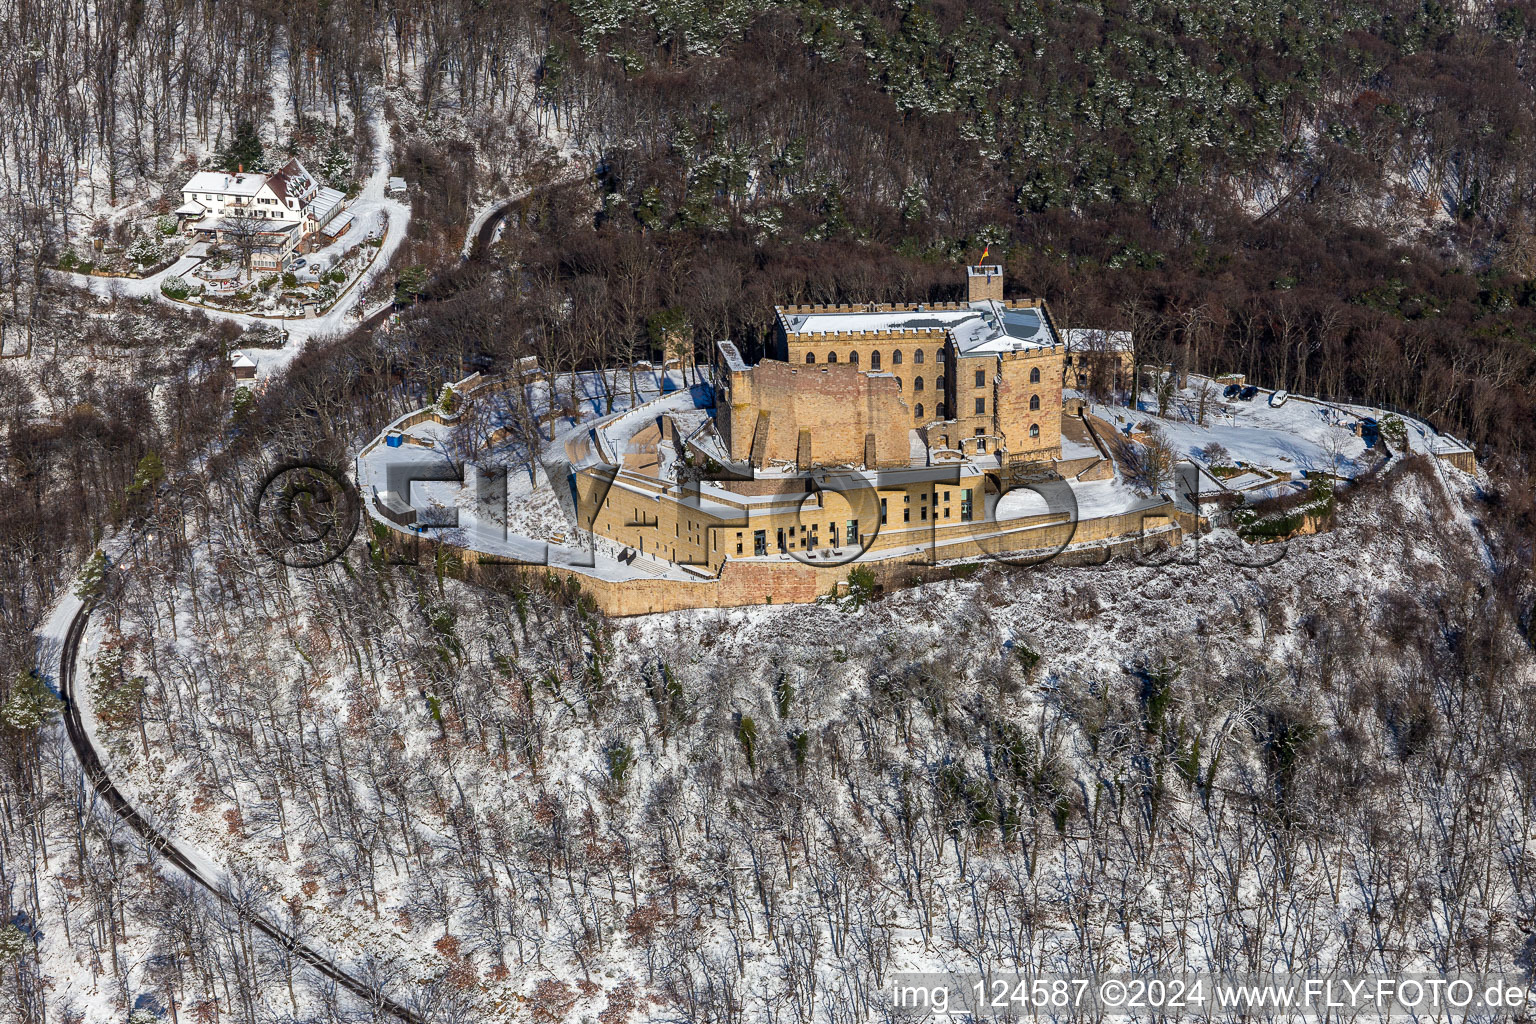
[23,449,1535,1022]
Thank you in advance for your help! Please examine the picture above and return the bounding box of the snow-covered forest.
[5,1,1536,1022]
[11,448,1536,1023]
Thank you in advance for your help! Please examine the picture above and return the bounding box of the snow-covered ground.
[27,444,1523,1024]
[1096,381,1375,480]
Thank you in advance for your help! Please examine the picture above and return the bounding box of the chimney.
[967,264,1004,303]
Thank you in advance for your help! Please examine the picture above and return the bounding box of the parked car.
[1269,389,1290,407]
[1238,385,1259,401]
[1223,383,1242,399]
[289,257,307,270]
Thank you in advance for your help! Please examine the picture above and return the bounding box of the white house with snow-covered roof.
[175,158,347,270]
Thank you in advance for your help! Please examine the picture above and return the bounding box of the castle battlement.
[792,327,951,341]
[775,298,1045,318]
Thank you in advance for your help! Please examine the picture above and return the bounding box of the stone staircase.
[626,553,670,578]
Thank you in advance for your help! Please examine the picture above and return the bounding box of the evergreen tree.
[221,121,264,171]
[74,549,106,600]
[2,672,61,732]
[127,450,165,495]
[0,923,30,963]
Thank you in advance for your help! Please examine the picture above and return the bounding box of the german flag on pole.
[979,245,989,263]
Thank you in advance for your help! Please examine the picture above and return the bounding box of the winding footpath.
[39,583,424,1023]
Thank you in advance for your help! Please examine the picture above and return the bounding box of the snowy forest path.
[48,598,427,1024]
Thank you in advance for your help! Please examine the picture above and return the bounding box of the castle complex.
[357,261,1479,614]
[361,265,1230,614]
[578,267,1134,572]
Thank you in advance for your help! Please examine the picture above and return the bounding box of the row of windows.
[881,489,977,525]
[911,399,980,419]
[802,350,1043,389]
[805,348,941,368]
[736,522,862,555]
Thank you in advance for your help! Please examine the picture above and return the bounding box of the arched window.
[892,350,903,365]
[827,351,838,364]
[1029,395,1040,411]
[936,402,946,419]
[871,351,881,370]
[1030,424,1040,438]
[936,374,945,392]
[914,349,924,364]
[849,351,859,365]
[914,377,925,392]
[1030,366,1041,384]
[915,403,925,420]
[805,352,815,364]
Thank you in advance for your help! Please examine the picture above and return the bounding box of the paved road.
[462,167,591,261]
[52,600,424,1024]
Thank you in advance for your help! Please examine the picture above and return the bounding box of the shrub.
[843,565,877,608]
[736,715,758,773]
[258,274,279,291]
[156,214,179,236]
[282,271,298,288]
[605,742,635,784]
[160,275,191,299]
[58,248,79,269]
[1380,414,1409,452]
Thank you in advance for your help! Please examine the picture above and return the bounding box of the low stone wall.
[368,499,1197,617]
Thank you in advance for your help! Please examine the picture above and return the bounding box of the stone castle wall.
[373,499,1202,617]
[722,358,911,468]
